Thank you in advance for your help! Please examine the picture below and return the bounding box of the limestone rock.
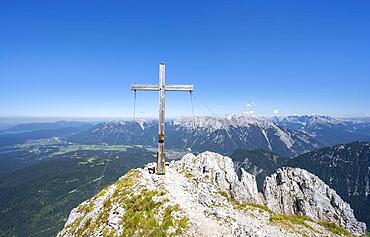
[179,151,262,204]
[263,167,366,235]
[58,151,366,237]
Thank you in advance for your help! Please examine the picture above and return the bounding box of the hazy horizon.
[1,113,370,123]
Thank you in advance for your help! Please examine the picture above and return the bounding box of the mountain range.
[67,115,370,157]
[273,115,370,145]
[68,115,322,158]
[3,115,370,156]
[1,115,370,236]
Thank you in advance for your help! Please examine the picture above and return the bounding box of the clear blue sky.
[1,0,370,119]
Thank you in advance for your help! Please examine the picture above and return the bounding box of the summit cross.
[131,63,194,175]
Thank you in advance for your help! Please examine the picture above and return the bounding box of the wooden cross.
[131,63,194,175]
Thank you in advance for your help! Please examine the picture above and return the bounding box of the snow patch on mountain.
[69,115,322,157]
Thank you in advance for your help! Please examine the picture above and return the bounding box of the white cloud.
[246,102,256,107]
[273,109,280,114]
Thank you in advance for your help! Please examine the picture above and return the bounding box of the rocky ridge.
[286,141,370,229]
[58,151,366,236]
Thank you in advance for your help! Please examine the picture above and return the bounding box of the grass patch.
[270,213,314,231]
[241,203,272,213]
[120,189,189,236]
[96,186,108,198]
[77,203,94,214]
[69,169,189,236]
[65,216,84,235]
[270,214,355,236]
[318,221,353,237]
[176,165,193,180]
[115,169,139,191]
[184,172,193,179]
[218,190,231,201]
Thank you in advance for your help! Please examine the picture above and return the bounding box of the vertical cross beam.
[131,63,193,175]
[157,63,166,174]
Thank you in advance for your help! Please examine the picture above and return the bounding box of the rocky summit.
[58,152,366,237]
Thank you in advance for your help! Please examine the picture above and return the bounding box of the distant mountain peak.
[174,115,277,131]
[272,115,370,145]
[273,114,341,125]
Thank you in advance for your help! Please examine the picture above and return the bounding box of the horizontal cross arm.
[131,84,160,91]
[164,85,193,91]
[131,84,193,92]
